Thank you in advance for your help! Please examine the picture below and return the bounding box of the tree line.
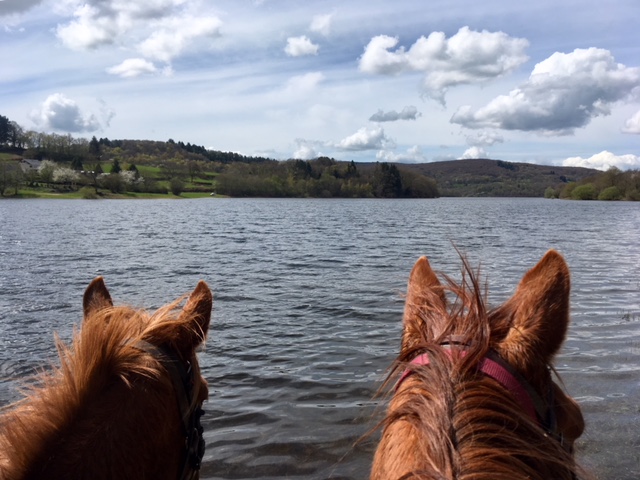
[0,115,439,198]
[215,158,439,198]
[544,167,640,201]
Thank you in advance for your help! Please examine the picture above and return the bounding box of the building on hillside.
[20,159,42,173]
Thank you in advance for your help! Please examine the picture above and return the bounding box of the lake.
[0,197,638,479]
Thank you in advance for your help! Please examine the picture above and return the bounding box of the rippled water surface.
[1,198,639,479]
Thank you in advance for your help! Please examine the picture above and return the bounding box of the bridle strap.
[396,348,546,427]
[133,340,205,480]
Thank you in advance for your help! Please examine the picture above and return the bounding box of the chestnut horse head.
[371,250,585,480]
[0,278,212,480]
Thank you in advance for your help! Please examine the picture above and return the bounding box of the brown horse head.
[371,250,585,480]
[0,278,212,480]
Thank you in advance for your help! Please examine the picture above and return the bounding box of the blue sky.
[1,0,639,170]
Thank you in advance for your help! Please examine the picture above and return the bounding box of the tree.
[71,156,84,171]
[111,158,122,174]
[8,121,25,148]
[89,136,100,159]
[598,186,622,201]
[374,162,403,197]
[170,177,185,196]
[38,160,57,184]
[571,183,598,200]
[128,163,140,179]
[0,115,9,145]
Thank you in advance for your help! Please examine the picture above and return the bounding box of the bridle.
[395,338,568,452]
[135,341,206,480]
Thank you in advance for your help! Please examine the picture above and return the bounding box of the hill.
[388,159,598,197]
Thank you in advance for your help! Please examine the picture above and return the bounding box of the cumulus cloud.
[292,139,323,160]
[336,125,393,151]
[376,145,426,163]
[0,0,44,16]
[55,0,222,64]
[30,93,101,133]
[562,151,640,171]
[460,146,488,159]
[106,58,157,78]
[309,13,333,36]
[359,27,529,103]
[465,131,503,147]
[622,110,640,134]
[369,105,420,122]
[284,35,319,56]
[451,48,640,135]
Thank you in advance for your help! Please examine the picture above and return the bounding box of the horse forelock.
[372,261,583,480]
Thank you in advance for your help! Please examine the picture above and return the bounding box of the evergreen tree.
[71,156,83,171]
[111,158,121,174]
[89,136,100,159]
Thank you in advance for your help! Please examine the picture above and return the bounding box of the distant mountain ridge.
[379,158,599,197]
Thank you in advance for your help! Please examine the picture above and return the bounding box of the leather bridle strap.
[396,349,545,426]
[133,340,205,480]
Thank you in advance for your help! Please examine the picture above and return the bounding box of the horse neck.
[0,353,183,480]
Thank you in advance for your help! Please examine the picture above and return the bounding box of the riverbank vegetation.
[1,113,637,200]
[544,167,640,201]
[0,115,438,199]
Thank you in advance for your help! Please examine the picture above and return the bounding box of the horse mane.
[0,295,206,479]
[376,257,583,480]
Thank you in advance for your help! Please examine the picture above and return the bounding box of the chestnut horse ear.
[401,256,447,351]
[83,277,113,319]
[500,250,571,366]
[174,281,212,354]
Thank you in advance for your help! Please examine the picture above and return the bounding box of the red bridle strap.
[396,349,540,424]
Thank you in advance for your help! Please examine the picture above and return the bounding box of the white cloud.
[451,48,640,135]
[30,93,101,133]
[622,110,640,134]
[376,145,426,163]
[465,131,503,146]
[309,13,333,36]
[359,27,529,103]
[137,15,222,63]
[106,58,158,78]
[292,139,322,159]
[336,125,393,151]
[55,0,222,64]
[284,35,319,57]
[460,146,488,159]
[562,151,640,171]
[56,3,124,50]
[369,105,420,122]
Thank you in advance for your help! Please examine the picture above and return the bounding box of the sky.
[1,0,639,170]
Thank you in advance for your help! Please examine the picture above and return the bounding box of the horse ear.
[83,277,113,319]
[401,256,447,351]
[174,281,212,354]
[500,250,570,365]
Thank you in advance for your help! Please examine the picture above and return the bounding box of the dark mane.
[372,254,586,480]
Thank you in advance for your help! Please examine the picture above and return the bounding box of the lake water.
[0,197,638,479]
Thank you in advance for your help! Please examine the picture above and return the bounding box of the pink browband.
[396,349,539,424]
